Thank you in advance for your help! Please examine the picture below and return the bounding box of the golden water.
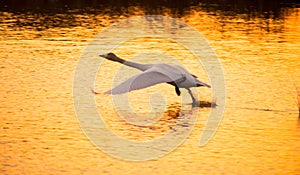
[1,5,300,175]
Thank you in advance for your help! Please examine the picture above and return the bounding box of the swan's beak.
[99,54,106,58]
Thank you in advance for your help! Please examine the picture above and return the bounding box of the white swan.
[100,53,211,107]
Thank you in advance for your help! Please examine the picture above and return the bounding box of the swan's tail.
[196,80,211,88]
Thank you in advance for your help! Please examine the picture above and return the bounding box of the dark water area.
[1,0,299,14]
[1,0,299,30]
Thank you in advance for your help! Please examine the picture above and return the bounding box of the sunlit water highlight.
[0,2,300,174]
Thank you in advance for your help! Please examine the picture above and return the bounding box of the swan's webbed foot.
[192,100,201,108]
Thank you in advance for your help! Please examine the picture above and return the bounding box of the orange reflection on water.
[0,5,300,175]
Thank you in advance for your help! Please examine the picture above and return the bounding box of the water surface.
[1,1,300,174]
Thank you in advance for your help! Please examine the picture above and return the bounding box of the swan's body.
[100,53,211,107]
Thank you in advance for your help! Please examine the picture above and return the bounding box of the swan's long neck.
[114,56,151,71]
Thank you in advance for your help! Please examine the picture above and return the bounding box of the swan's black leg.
[175,85,181,96]
[186,88,196,103]
[168,76,185,96]
[173,76,186,96]
[186,88,200,107]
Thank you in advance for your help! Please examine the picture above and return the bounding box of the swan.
[99,53,211,107]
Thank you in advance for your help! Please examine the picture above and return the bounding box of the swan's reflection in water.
[113,103,183,136]
[106,101,214,142]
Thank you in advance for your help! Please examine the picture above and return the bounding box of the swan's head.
[99,53,118,61]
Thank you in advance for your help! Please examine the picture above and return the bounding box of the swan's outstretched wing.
[104,69,181,94]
